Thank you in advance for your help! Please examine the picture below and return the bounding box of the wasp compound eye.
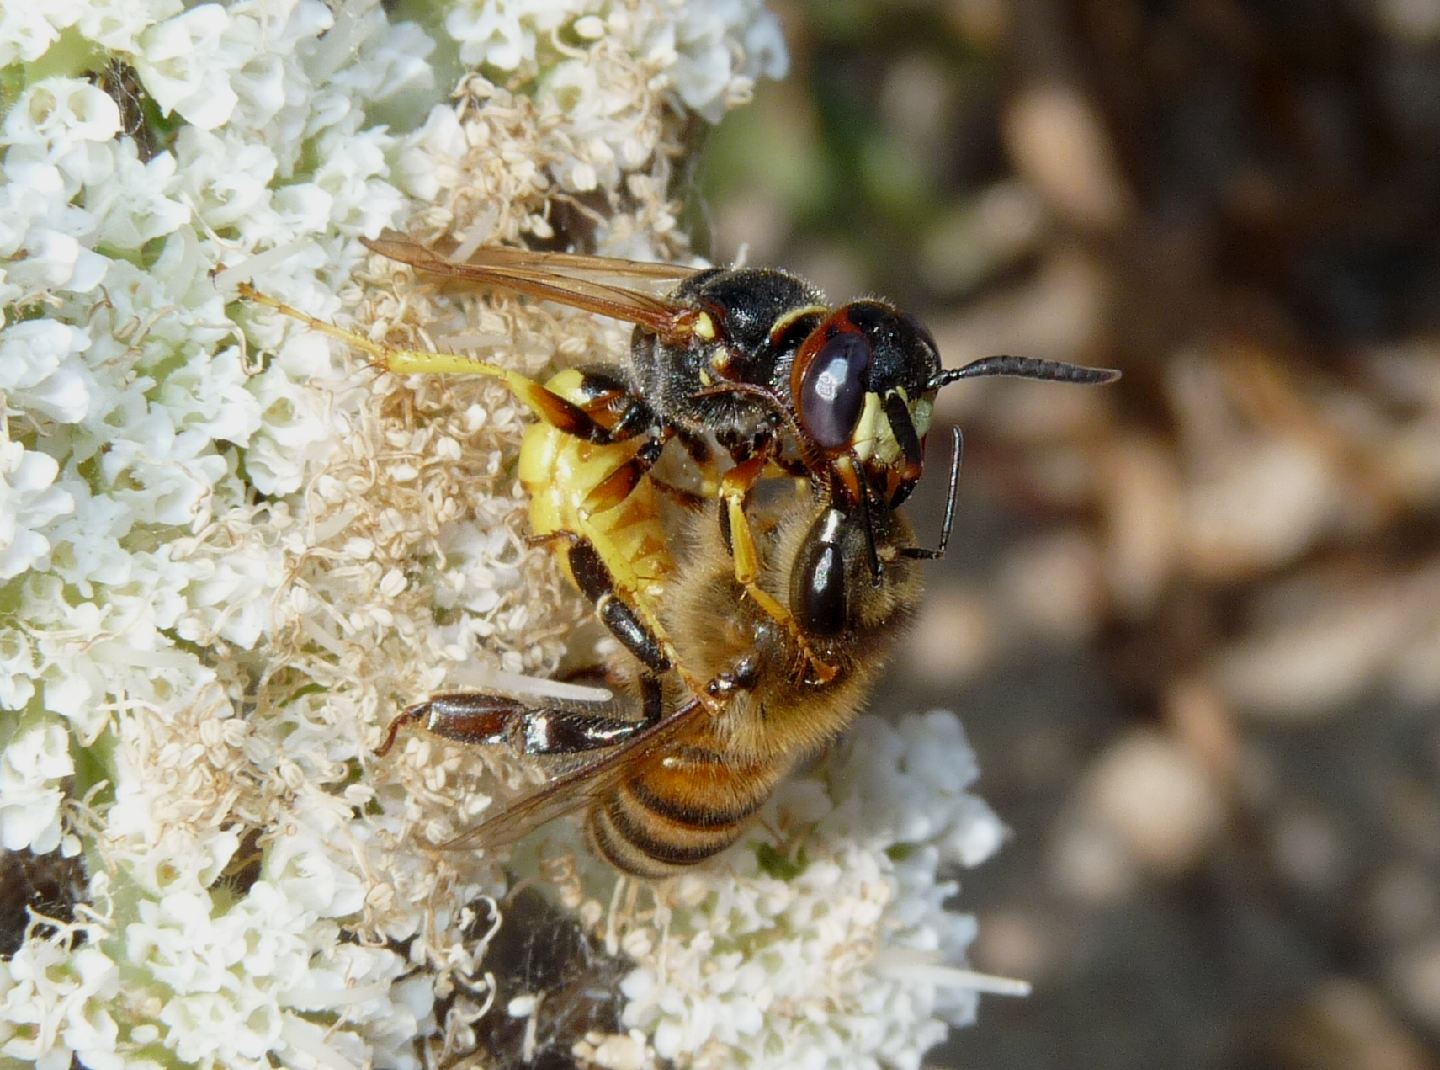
[797,331,872,452]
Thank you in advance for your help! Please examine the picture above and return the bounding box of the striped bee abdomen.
[585,742,788,879]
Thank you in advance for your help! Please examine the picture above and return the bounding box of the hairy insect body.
[584,496,922,878]
[626,267,825,458]
[242,237,1118,877]
[351,233,1117,683]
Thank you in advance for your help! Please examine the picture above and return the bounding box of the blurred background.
[696,2,1440,1067]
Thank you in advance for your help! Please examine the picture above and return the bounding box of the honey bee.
[239,239,1116,872]
[377,433,963,878]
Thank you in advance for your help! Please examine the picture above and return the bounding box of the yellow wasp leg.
[719,457,839,685]
[239,284,613,436]
[580,428,672,515]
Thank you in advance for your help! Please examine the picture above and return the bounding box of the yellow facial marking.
[911,396,934,438]
[849,392,883,462]
[873,397,901,465]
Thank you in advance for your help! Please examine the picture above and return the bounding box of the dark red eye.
[797,331,872,451]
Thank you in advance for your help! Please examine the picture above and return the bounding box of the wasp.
[238,284,726,706]
[375,431,963,878]
[355,233,1119,677]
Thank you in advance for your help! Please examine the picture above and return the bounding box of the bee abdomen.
[585,747,787,879]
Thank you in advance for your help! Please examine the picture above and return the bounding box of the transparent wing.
[362,231,706,345]
[437,691,713,853]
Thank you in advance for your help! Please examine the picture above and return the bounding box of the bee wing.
[362,231,706,345]
[437,692,712,853]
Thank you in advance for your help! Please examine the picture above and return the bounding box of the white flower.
[610,712,1008,1069]
[1,77,120,147]
[446,0,584,72]
[0,2,824,1068]
[0,6,64,67]
[0,439,75,579]
[0,720,73,853]
[0,319,95,424]
[0,940,120,1070]
[133,5,241,131]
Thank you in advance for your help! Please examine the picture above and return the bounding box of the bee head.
[788,504,922,639]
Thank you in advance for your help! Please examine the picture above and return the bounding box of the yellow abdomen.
[516,369,671,616]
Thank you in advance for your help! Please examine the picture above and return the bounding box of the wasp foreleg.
[717,455,839,684]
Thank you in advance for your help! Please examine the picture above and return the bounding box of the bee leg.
[239,284,647,446]
[377,676,664,757]
[704,654,760,700]
[537,530,720,708]
[510,674,664,754]
[718,455,840,685]
[374,693,513,757]
[675,430,713,469]
[527,531,674,677]
[557,663,624,687]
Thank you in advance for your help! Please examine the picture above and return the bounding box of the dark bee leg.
[528,531,673,676]
[675,429,713,469]
[648,477,707,511]
[377,676,664,757]
[557,663,624,686]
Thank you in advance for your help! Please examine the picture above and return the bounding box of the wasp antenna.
[900,427,962,561]
[931,355,1121,391]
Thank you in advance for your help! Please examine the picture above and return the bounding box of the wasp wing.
[436,691,713,853]
[362,231,706,345]
[450,242,701,283]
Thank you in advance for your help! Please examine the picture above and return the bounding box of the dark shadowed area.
[699,2,1440,1067]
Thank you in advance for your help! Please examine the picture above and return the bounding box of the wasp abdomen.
[517,370,671,605]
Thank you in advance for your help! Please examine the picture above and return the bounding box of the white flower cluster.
[446,0,787,120]
[581,712,1009,1070]
[1,2,1007,1068]
[1,0,451,1064]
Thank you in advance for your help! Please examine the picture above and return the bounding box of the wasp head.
[790,300,1120,513]
[789,300,942,511]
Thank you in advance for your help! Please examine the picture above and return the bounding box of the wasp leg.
[239,284,644,445]
[718,455,840,685]
[378,676,664,757]
[581,426,673,513]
